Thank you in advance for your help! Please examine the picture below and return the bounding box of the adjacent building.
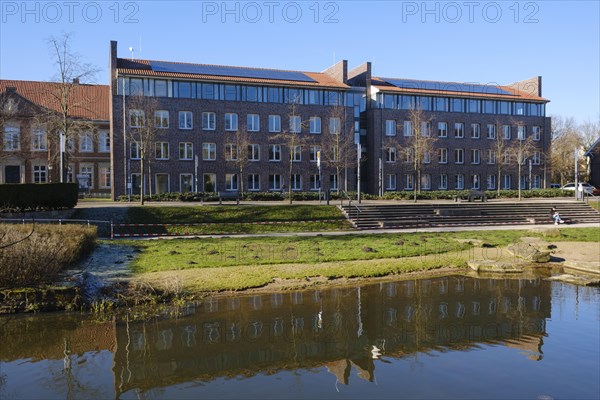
[0,80,110,195]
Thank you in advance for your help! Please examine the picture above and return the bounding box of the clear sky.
[1,1,598,123]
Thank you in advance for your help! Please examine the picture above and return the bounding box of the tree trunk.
[140,156,145,205]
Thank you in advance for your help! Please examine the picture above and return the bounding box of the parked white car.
[560,182,596,194]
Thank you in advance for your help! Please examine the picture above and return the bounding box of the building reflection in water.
[110,277,550,395]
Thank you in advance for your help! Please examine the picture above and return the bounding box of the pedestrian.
[551,207,564,225]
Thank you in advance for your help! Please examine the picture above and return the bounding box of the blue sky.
[1,1,598,123]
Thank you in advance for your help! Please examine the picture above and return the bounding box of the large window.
[309,146,321,163]
[487,150,496,164]
[422,174,431,190]
[329,117,341,134]
[248,144,260,161]
[247,114,260,132]
[454,123,464,138]
[309,174,320,190]
[155,110,169,128]
[98,130,110,152]
[309,116,321,134]
[202,143,216,160]
[454,148,464,164]
[202,112,216,130]
[129,109,145,127]
[179,111,193,129]
[290,116,301,133]
[438,122,447,138]
[31,125,47,151]
[225,113,238,131]
[517,126,526,140]
[487,175,496,190]
[439,174,448,190]
[269,115,281,132]
[455,174,464,190]
[438,148,448,164]
[179,142,193,160]
[180,174,193,192]
[3,123,20,151]
[532,126,541,141]
[502,125,511,139]
[155,142,169,160]
[130,142,140,159]
[405,174,414,190]
[292,145,302,162]
[33,164,47,183]
[386,147,396,163]
[471,174,480,189]
[99,164,111,189]
[79,132,93,152]
[471,149,480,164]
[291,174,302,190]
[502,175,511,189]
[403,121,413,137]
[532,151,541,165]
[269,144,281,161]
[225,143,239,161]
[385,120,396,136]
[225,174,238,191]
[471,123,480,139]
[385,174,396,190]
[269,174,282,190]
[247,174,260,191]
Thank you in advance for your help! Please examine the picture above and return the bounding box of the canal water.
[1,277,599,399]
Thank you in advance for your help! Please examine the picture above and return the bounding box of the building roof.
[584,136,600,157]
[116,58,349,89]
[0,79,110,121]
[371,77,548,102]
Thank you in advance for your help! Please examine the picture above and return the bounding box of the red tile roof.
[372,77,547,102]
[116,58,349,89]
[0,80,110,120]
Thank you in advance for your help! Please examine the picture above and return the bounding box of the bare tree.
[579,118,600,150]
[510,120,537,200]
[320,105,357,193]
[490,120,513,195]
[224,127,251,195]
[126,95,162,205]
[42,33,99,182]
[402,107,436,202]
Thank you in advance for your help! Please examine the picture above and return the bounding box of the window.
[269,144,281,161]
[155,142,169,160]
[98,130,110,152]
[471,124,480,139]
[404,148,414,163]
[423,150,431,164]
[439,174,448,190]
[421,122,431,136]
[455,148,464,164]
[176,111,192,130]
[309,116,321,134]
[455,174,464,190]
[31,125,47,151]
[80,165,93,188]
[330,174,338,191]
[487,175,496,190]
[403,121,413,136]
[269,115,281,132]
[385,174,396,190]
[385,120,397,136]
[291,174,302,190]
[502,175,511,189]
[130,142,140,159]
[202,143,216,160]
[438,148,448,164]
[520,175,527,190]
[471,174,480,189]
[129,109,144,127]
[225,113,238,131]
[202,112,216,130]
[79,132,93,152]
[292,145,302,162]
[487,124,496,139]
[180,174,194,192]
[225,143,239,161]
[130,173,141,195]
[386,147,396,163]
[99,164,111,188]
[502,125,511,139]
[532,175,541,189]
[247,114,260,132]
[422,174,431,190]
[309,146,321,162]
[503,151,511,164]
[269,174,282,191]
[225,174,238,191]
[471,149,480,164]
[154,80,167,97]
[290,116,301,133]
[532,126,541,141]
[33,165,47,183]
[309,174,320,190]
[155,110,169,128]
[247,174,260,191]
[155,173,170,194]
[487,149,496,164]
[438,122,447,138]
[248,144,260,161]
[329,117,341,134]
[405,174,414,190]
[179,142,193,160]
[517,126,526,140]
[532,151,541,165]
[4,123,21,151]
[203,173,216,192]
[454,123,464,138]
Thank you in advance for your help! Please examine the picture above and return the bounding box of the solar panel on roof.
[382,78,513,96]
[149,61,317,83]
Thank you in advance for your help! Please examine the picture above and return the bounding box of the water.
[1,277,599,399]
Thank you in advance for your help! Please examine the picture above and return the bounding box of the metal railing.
[340,191,362,226]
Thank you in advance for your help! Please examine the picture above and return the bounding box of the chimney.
[6,86,17,94]
[72,78,80,84]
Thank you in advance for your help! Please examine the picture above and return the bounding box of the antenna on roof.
[128,47,134,61]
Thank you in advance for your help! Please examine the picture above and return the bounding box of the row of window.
[130,172,336,193]
[377,94,545,117]
[28,164,110,188]
[130,109,342,135]
[384,148,542,165]
[385,121,541,141]
[119,77,347,106]
[384,174,542,191]
[2,123,110,153]
[132,142,334,163]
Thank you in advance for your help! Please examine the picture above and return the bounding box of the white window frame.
[455,174,464,190]
[310,174,320,191]
[329,117,341,134]
[403,121,413,137]
[225,113,238,131]
[290,116,301,133]
[385,174,396,190]
[532,126,541,141]
[386,120,397,136]
[269,144,281,161]
[405,174,414,190]
[471,123,480,139]
[438,148,448,164]
[247,174,260,191]
[386,147,396,163]
[269,174,282,191]
[247,114,260,132]
[31,125,47,151]
[248,144,260,161]
[471,174,480,190]
[292,145,302,162]
[99,164,111,189]
[517,126,526,140]
[129,109,145,128]
[179,142,193,160]
[225,143,239,161]
[3,123,20,151]
[291,174,302,191]
[454,122,464,138]
[422,174,431,190]
[487,149,496,164]
[438,122,447,138]
[225,174,239,191]
[471,149,480,165]
[98,130,110,153]
[439,174,448,190]
[155,142,169,160]
[202,112,216,130]
[155,110,169,129]
[487,124,496,139]
[502,125,511,139]
[487,175,496,190]
[130,142,141,160]
[269,115,281,133]
[202,143,216,160]
[455,148,464,164]
[79,131,94,152]
[309,116,321,134]
[309,146,321,163]
[32,164,47,183]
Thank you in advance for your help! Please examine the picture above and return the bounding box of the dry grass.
[0,224,96,288]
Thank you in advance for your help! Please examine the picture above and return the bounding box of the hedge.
[0,183,78,212]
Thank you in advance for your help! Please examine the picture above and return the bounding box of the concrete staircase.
[339,202,600,230]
